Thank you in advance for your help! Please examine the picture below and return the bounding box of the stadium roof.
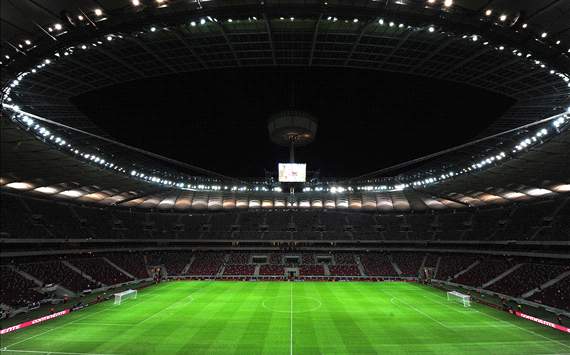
[1,0,569,211]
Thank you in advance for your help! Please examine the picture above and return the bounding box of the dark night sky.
[72,67,514,178]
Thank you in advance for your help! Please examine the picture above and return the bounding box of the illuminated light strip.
[513,311,570,334]
[0,309,70,334]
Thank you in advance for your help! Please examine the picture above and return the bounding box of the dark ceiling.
[71,67,514,177]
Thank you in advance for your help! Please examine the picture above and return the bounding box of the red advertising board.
[0,309,70,335]
[514,311,570,333]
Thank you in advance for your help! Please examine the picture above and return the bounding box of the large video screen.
[278,163,307,182]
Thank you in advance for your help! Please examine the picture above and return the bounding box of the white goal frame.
[446,291,471,307]
[114,289,137,305]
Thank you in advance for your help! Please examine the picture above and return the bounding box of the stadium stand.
[360,253,398,276]
[531,275,570,311]
[18,261,94,292]
[435,254,479,281]
[488,261,570,297]
[186,252,224,276]
[0,267,44,308]
[453,256,518,287]
[68,258,132,286]
[299,265,325,276]
[391,252,424,277]
[329,265,360,276]
[146,252,192,275]
[259,265,284,276]
[106,254,149,279]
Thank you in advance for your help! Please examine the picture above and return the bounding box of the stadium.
[1,0,569,354]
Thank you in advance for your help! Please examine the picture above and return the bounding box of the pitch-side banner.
[0,309,70,334]
[514,311,570,333]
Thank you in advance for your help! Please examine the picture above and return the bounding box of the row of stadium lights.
[3,101,569,194]
[2,16,570,193]
[1,0,569,65]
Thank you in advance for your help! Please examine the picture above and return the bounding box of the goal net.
[114,289,137,305]
[447,291,471,307]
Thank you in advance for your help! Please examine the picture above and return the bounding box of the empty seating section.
[294,212,319,231]
[302,254,314,264]
[146,252,191,275]
[266,212,291,231]
[19,261,94,292]
[329,265,360,276]
[466,208,509,241]
[150,213,180,238]
[224,265,256,276]
[453,257,517,287]
[26,199,84,239]
[435,255,478,281]
[106,254,149,279]
[347,213,376,233]
[269,254,283,264]
[360,254,397,276]
[531,276,570,311]
[436,212,470,240]
[488,262,570,297]
[0,267,43,307]
[113,211,145,239]
[321,212,346,232]
[499,200,559,240]
[535,200,570,241]
[376,215,406,240]
[391,253,423,276]
[259,265,284,275]
[70,258,132,285]
[334,253,355,264]
[1,194,568,241]
[228,253,250,264]
[264,231,291,240]
[180,214,209,237]
[73,207,114,238]
[406,214,435,240]
[296,231,322,240]
[239,212,264,231]
[1,194,50,238]
[206,213,236,239]
[423,254,439,268]
[186,252,224,275]
[300,265,324,276]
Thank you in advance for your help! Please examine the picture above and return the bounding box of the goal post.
[446,291,471,307]
[114,289,137,305]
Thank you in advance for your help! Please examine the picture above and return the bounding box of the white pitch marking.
[2,307,110,350]
[390,296,452,330]
[0,349,119,355]
[290,282,293,355]
[3,285,166,350]
[137,293,195,325]
[419,287,570,350]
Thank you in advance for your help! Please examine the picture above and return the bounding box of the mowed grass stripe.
[2,281,569,354]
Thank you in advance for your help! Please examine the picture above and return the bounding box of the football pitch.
[1,281,569,354]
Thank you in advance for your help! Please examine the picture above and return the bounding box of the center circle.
[262,296,322,313]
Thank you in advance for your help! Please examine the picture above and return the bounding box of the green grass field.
[1,281,569,354]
